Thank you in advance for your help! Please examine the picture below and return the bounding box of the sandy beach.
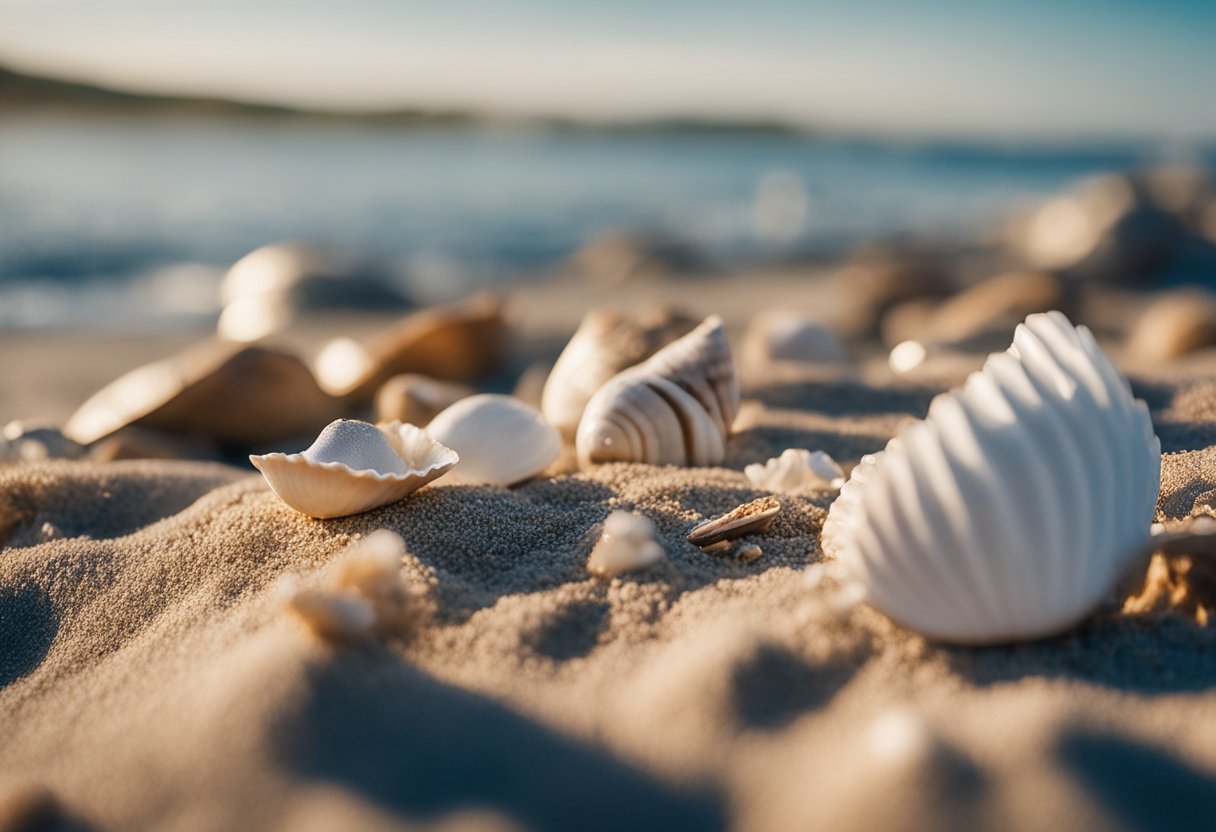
[2,266,1216,832]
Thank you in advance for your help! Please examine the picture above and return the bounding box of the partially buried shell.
[64,340,340,447]
[251,419,458,518]
[687,497,781,547]
[586,511,666,577]
[576,315,740,468]
[541,307,695,438]
[821,311,1161,644]
[745,448,844,494]
[426,394,561,486]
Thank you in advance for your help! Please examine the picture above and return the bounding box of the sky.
[1,0,1214,142]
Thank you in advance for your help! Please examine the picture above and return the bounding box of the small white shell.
[576,315,740,468]
[821,311,1161,644]
[426,394,561,486]
[745,449,844,494]
[742,309,848,368]
[587,511,666,576]
[250,419,458,518]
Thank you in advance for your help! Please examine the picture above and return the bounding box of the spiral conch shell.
[576,315,740,468]
[542,307,695,438]
[251,419,458,518]
[821,312,1161,644]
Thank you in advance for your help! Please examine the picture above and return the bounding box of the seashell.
[542,307,695,438]
[218,242,409,342]
[333,529,427,637]
[1,421,84,462]
[586,511,666,577]
[286,587,376,642]
[64,341,341,447]
[833,243,954,337]
[1127,288,1216,362]
[374,374,475,425]
[250,419,458,518]
[741,309,848,368]
[745,449,844,494]
[822,311,1161,644]
[313,295,505,403]
[426,394,560,486]
[576,315,740,468]
[687,496,781,547]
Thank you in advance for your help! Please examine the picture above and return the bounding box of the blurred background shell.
[576,315,739,468]
[541,306,696,438]
[822,312,1161,644]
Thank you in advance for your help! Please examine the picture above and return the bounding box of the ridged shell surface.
[251,419,458,518]
[821,311,1161,644]
[426,394,561,486]
[576,315,740,468]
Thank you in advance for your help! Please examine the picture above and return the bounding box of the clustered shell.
[251,419,458,518]
[586,511,666,577]
[425,394,561,486]
[745,448,844,494]
[576,315,740,468]
[821,312,1161,644]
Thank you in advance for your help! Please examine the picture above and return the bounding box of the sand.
[3,303,1216,830]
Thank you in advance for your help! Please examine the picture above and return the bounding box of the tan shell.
[687,497,780,547]
[314,295,505,403]
[250,419,458,518]
[541,307,695,438]
[1127,288,1216,362]
[374,374,475,425]
[576,315,739,468]
[64,341,341,447]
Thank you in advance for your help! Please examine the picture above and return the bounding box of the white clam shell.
[745,448,844,494]
[821,311,1161,644]
[742,309,848,368]
[586,511,666,577]
[426,394,561,486]
[576,315,740,468]
[250,419,458,519]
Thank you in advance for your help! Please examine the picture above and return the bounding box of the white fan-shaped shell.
[426,394,561,486]
[821,311,1161,644]
[250,419,458,518]
[576,315,740,468]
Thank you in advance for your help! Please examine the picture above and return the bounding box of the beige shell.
[313,295,505,403]
[687,496,781,547]
[541,307,695,438]
[745,449,844,494]
[64,341,341,447]
[586,511,666,577]
[251,419,458,518]
[576,315,740,468]
[426,394,561,486]
[374,374,475,425]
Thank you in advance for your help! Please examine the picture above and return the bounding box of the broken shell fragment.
[576,315,740,468]
[426,394,560,486]
[745,448,844,494]
[286,588,377,642]
[587,511,666,577]
[250,419,458,518]
[687,496,781,547]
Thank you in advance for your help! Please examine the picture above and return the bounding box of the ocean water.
[0,114,1176,330]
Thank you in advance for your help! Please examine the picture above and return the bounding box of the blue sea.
[0,114,1195,330]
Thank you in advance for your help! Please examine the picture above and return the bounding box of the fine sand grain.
[3,352,1216,831]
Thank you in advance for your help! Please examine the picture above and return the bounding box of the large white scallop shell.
[576,315,740,468]
[250,419,458,518]
[821,311,1161,644]
[425,394,561,486]
[541,308,694,438]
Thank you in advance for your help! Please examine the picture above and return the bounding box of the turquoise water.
[0,114,1185,328]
